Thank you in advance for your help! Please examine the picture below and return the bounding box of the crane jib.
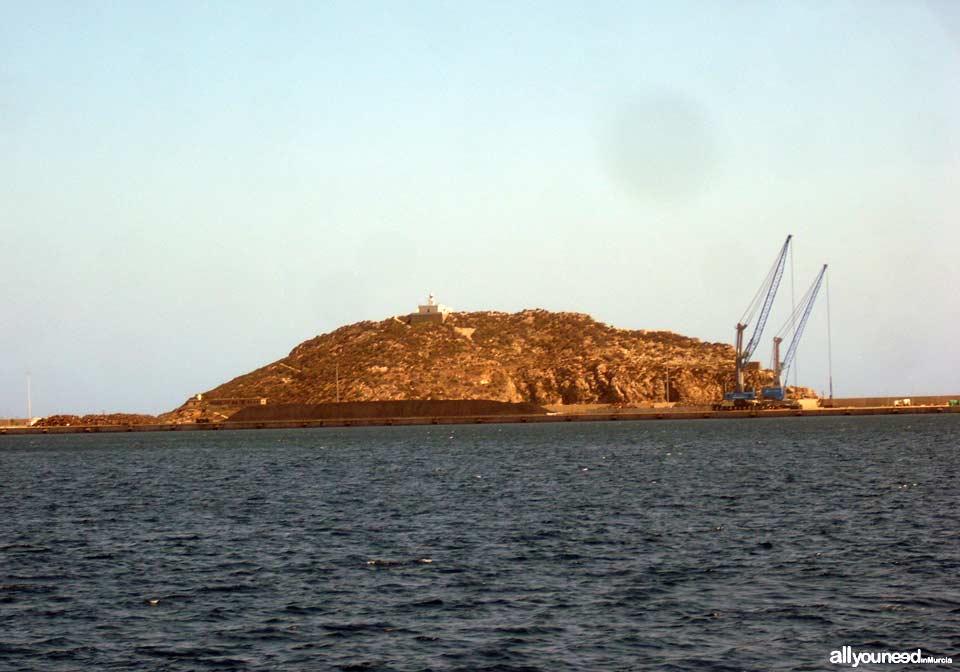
[741,235,792,365]
[779,264,828,385]
[731,234,793,397]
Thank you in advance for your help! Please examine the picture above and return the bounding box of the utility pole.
[26,371,32,420]
[335,361,340,403]
[665,369,670,403]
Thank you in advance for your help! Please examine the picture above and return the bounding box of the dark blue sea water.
[2,416,958,671]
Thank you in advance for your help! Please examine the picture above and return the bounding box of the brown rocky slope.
[164,310,795,422]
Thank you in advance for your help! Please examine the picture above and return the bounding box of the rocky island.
[162,308,785,423]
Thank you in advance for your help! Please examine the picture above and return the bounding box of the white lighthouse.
[409,293,451,324]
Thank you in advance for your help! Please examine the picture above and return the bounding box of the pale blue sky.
[2,1,958,416]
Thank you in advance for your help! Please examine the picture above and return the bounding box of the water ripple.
[1,416,958,670]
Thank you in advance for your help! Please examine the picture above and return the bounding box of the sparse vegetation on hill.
[165,310,788,422]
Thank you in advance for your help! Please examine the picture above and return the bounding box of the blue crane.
[762,264,828,402]
[724,235,793,405]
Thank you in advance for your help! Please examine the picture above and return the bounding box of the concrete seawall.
[2,405,958,436]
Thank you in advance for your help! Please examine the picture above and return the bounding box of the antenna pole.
[790,242,798,388]
[826,270,834,399]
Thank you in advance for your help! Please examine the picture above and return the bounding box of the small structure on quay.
[408,293,450,324]
[191,393,267,406]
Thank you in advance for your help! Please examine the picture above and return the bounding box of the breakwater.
[822,394,959,407]
[229,400,549,422]
[2,404,958,436]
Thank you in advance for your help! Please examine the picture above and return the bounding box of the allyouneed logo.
[830,646,953,667]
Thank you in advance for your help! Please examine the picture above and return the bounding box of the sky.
[2,1,958,416]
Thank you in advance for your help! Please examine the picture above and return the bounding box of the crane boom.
[779,264,827,386]
[763,264,828,401]
[733,235,792,393]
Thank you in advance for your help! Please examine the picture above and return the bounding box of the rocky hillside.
[165,310,789,422]
[36,413,158,427]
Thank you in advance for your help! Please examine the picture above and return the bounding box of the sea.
[1,415,958,671]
